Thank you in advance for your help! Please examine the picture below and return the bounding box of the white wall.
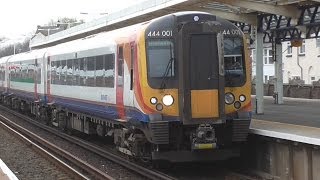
[282,39,320,84]
[251,38,320,85]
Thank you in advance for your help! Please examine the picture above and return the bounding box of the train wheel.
[40,107,49,125]
[96,124,106,137]
[58,112,67,131]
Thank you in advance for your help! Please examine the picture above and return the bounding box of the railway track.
[0,105,176,180]
[0,111,114,180]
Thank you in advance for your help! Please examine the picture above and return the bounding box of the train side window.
[73,59,80,86]
[96,55,105,87]
[0,67,2,81]
[51,61,56,84]
[61,60,67,85]
[0,66,3,81]
[80,58,86,86]
[118,46,123,76]
[22,62,28,82]
[10,63,15,81]
[27,61,35,81]
[56,61,61,85]
[66,59,73,85]
[36,59,41,84]
[117,46,124,87]
[87,56,95,87]
[105,54,115,88]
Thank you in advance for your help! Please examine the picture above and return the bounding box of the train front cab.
[142,13,251,162]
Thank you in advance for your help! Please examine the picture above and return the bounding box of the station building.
[251,38,320,85]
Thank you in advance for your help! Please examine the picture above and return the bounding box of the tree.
[0,38,30,58]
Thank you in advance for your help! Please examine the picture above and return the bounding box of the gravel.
[0,125,72,180]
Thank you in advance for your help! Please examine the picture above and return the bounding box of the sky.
[0,0,145,40]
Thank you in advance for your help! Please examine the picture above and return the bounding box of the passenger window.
[51,61,56,84]
[105,54,115,88]
[73,59,80,86]
[66,59,73,85]
[96,55,105,87]
[87,57,95,86]
[36,59,41,84]
[117,47,124,87]
[56,61,61,84]
[61,60,67,85]
[80,58,86,86]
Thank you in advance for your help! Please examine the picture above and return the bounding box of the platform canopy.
[30,0,320,48]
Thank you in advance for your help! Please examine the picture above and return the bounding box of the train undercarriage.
[1,94,250,162]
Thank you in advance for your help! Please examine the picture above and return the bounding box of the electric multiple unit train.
[0,12,251,162]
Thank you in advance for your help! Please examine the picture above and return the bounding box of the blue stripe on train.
[7,90,181,123]
[52,96,150,123]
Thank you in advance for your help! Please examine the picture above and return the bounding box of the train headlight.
[225,93,235,105]
[150,97,158,105]
[239,95,246,102]
[162,95,174,106]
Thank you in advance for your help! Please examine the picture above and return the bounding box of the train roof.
[48,32,117,57]
[46,22,146,58]
[0,55,12,64]
[8,49,47,63]
[148,11,242,35]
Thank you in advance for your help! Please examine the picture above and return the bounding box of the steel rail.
[0,118,89,180]
[0,112,114,180]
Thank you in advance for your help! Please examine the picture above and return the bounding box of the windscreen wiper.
[160,44,174,89]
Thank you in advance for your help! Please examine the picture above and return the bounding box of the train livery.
[0,12,251,162]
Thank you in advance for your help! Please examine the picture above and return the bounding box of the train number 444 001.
[147,30,172,37]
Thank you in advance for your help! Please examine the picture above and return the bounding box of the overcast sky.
[0,0,144,39]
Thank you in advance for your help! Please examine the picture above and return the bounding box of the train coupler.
[191,124,217,150]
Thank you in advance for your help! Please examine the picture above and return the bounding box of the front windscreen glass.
[147,39,174,78]
[146,39,176,89]
[224,37,246,86]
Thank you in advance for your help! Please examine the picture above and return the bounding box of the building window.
[287,42,292,56]
[264,75,268,83]
[299,40,305,55]
[263,48,273,64]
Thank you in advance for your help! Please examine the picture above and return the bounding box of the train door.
[178,23,225,124]
[34,58,39,101]
[46,55,51,103]
[116,45,125,119]
[129,42,135,106]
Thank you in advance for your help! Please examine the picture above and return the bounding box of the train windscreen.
[147,39,175,78]
[224,37,246,86]
[146,39,177,89]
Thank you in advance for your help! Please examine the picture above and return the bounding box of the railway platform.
[252,95,320,127]
[251,95,320,145]
[249,96,320,180]
[0,159,18,180]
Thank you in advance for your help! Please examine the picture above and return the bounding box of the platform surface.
[0,159,18,180]
[250,96,320,144]
[252,96,320,127]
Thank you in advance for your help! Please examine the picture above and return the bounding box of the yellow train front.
[134,12,251,162]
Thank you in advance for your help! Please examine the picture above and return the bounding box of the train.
[0,11,251,162]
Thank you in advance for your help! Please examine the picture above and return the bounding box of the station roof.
[30,0,320,48]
